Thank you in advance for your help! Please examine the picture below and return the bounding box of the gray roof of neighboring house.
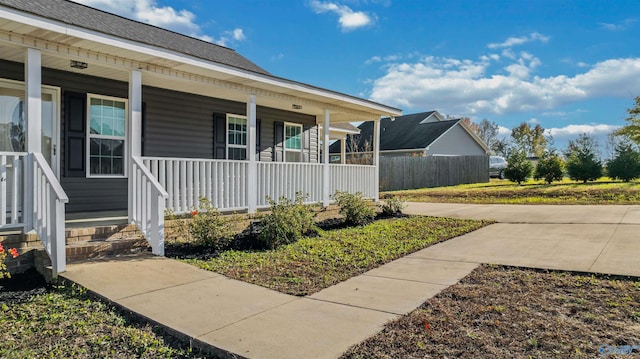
[0,0,270,75]
[329,112,460,152]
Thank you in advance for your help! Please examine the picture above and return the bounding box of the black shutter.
[256,118,262,161]
[302,125,311,163]
[213,113,226,159]
[273,121,284,162]
[64,92,86,177]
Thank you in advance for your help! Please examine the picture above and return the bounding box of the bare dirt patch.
[342,265,640,358]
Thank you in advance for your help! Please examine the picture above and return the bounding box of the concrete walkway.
[61,203,640,358]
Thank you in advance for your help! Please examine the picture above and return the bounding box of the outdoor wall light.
[70,60,88,69]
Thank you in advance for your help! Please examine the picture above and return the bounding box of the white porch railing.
[132,157,168,256]
[141,157,376,213]
[0,152,25,230]
[330,164,377,199]
[257,162,324,206]
[32,153,69,275]
[143,157,249,213]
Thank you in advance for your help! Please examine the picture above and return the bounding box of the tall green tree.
[534,151,565,184]
[616,96,640,145]
[511,122,547,157]
[564,134,603,183]
[607,142,640,182]
[503,149,533,185]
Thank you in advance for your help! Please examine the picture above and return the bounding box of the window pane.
[0,88,26,152]
[227,116,247,146]
[89,98,126,137]
[88,138,124,175]
[286,151,301,162]
[228,147,246,160]
[285,125,301,150]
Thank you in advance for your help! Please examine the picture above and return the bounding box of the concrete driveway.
[404,203,640,277]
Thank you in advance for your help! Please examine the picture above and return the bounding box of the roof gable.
[0,0,269,75]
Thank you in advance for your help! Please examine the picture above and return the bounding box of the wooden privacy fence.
[379,155,489,191]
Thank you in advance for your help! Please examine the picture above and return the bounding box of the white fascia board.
[0,6,401,116]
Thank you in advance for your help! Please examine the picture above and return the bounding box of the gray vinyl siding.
[427,124,487,156]
[142,86,245,158]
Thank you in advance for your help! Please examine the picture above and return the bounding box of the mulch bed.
[342,265,640,358]
[0,268,48,305]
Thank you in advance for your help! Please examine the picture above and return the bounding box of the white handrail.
[32,152,69,275]
[131,156,168,256]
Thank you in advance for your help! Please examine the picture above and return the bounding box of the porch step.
[37,224,150,268]
[65,224,149,263]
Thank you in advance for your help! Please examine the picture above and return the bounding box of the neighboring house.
[0,0,401,274]
[331,111,489,159]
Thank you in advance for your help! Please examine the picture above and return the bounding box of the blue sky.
[72,0,640,152]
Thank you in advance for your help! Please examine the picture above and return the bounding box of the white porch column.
[322,109,330,207]
[24,48,42,230]
[128,70,142,223]
[340,137,346,164]
[247,95,257,213]
[373,119,381,201]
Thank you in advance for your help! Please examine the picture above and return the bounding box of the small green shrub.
[534,152,565,184]
[503,150,533,185]
[258,193,317,249]
[334,191,376,225]
[380,196,406,216]
[607,143,640,182]
[188,198,234,250]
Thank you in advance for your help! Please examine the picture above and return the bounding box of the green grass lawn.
[385,178,640,205]
[0,284,205,359]
[183,216,490,296]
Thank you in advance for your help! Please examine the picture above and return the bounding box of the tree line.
[470,96,640,184]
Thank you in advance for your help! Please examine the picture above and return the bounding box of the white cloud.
[487,32,550,49]
[547,124,620,139]
[365,55,382,65]
[369,54,640,115]
[271,53,285,61]
[528,118,540,124]
[71,0,246,45]
[310,0,375,31]
[599,18,637,31]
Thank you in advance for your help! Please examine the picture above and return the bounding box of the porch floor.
[65,210,129,228]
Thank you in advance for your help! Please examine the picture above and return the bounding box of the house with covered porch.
[0,0,401,276]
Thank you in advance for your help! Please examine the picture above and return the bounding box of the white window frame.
[86,93,128,178]
[226,113,247,160]
[284,122,303,163]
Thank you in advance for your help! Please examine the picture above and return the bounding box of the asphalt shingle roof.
[329,112,460,152]
[0,0,269,75]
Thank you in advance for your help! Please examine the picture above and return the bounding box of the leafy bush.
[503,150,533,185]
[380,196,406,216]
[258,193,317,249]
[334,191,376,225]
[565,133,603,183]
[534,152,565,184]
[607,143,640,182]
[188,198,234,250]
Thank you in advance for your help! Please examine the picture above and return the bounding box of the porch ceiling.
[0,13,401,124]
